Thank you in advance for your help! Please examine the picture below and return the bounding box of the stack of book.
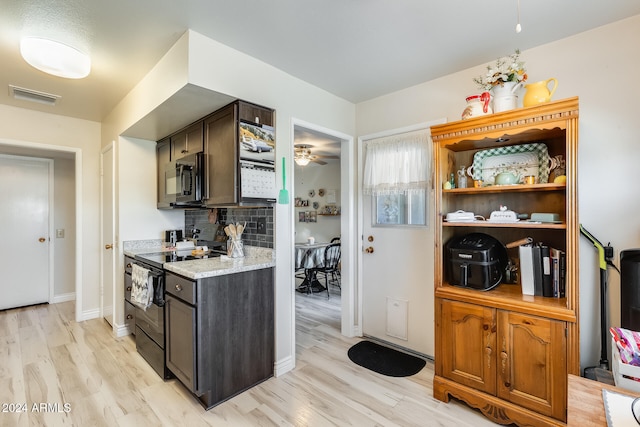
[519,243,566,297]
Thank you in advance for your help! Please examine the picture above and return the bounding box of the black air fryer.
[445,233,507,291]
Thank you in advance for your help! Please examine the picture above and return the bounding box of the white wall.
[293,162,341,244]
[53,157,76,298]
[0,104,101,319]
[356,15,640,369]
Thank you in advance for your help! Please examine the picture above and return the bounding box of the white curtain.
[363,129,431,195]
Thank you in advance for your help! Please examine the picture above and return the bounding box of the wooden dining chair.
[309,243,341,298]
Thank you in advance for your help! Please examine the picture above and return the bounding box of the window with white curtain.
[363,129,431,226]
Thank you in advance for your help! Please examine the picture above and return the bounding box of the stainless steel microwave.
[164,152,204,207]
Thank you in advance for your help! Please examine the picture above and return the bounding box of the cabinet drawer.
[124,257,134,275]
[165,272,197,304]
[124,300,136,332]
[124,274,132,302]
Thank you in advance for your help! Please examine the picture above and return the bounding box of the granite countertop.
[123,240,275,280]
[164,251,275,280]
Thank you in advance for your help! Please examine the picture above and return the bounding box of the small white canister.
[307,236,315,245]
[461,92,492,120]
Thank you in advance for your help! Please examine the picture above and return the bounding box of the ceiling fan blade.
[312,159,327,165]
[315,155,339,159]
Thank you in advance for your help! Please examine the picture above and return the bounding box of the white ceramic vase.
[491,81,522,112]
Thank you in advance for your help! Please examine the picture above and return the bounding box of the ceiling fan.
[294,144,338,166]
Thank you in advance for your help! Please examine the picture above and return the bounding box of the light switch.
[56,229,65,238]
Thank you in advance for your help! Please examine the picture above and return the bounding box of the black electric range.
[135,250,224,270]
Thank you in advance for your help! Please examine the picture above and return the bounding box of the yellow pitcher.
[523,78,558,107]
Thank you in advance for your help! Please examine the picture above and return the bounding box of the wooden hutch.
[431,97,579,426]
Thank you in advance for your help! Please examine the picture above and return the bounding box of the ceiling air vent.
[9,85,61,106]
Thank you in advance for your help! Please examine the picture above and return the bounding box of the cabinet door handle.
[126,286,132,291]
[126,263,132,268]
[126,314,133,320]
[484,346,492,369]
[175,284,183,292]
[500,351,510,388]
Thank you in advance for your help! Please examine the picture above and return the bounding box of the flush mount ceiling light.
[20,37,91,79]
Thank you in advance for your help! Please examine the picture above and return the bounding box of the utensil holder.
[227,238,244,258]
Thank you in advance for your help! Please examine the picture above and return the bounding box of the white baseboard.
[80,308,100,321]
[274,355,294,377]
[114,321,133,338]
[51,292,76,304]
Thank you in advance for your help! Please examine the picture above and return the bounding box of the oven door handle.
[152,273,165,306]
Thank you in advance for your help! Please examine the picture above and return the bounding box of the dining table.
[294,242,330,294]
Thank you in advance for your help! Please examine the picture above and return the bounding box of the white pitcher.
[491,81,523,112]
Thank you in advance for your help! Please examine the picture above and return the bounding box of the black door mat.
[347,340,426,377]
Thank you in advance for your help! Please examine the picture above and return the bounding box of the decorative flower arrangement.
[473,49,527,90]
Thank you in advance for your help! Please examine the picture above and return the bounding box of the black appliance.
[445,233,507,291]
[136,250,223,269]
[165,230,183,246]
[132,250,224,378]
[621,249,640,331]
[164,152,204,207]
[130,256,170,378]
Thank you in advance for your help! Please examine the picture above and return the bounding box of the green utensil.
[278,157,289,204]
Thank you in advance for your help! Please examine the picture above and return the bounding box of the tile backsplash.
[185,207,274,249]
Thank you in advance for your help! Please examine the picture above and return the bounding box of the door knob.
[365,246,374,253]
[38,237,46,242]
[368,236,374,242]
[105,244,113,250]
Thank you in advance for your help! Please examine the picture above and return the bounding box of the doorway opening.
[0,140,81,320]
[291,120,358,341]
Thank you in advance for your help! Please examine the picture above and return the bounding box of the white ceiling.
[2,0,639,126]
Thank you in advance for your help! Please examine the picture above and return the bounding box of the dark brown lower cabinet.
[165,268,274,409]
[165,294,197,392]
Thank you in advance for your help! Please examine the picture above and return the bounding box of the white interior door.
[0,155,51,310]
[101,145,115,326]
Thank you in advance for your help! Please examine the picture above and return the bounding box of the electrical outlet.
[256,217,266,234]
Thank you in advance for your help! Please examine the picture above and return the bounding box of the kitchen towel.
[131,264,153,310]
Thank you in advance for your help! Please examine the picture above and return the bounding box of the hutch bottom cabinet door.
[496,311,567,421]
[440,300,496,395]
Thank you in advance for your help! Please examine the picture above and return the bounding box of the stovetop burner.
[135,250,224,269]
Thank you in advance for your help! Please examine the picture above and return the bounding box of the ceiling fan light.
[20,37,91,79]
[295,156,311,166]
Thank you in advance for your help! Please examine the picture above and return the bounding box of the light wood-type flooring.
[0,282,498,426]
